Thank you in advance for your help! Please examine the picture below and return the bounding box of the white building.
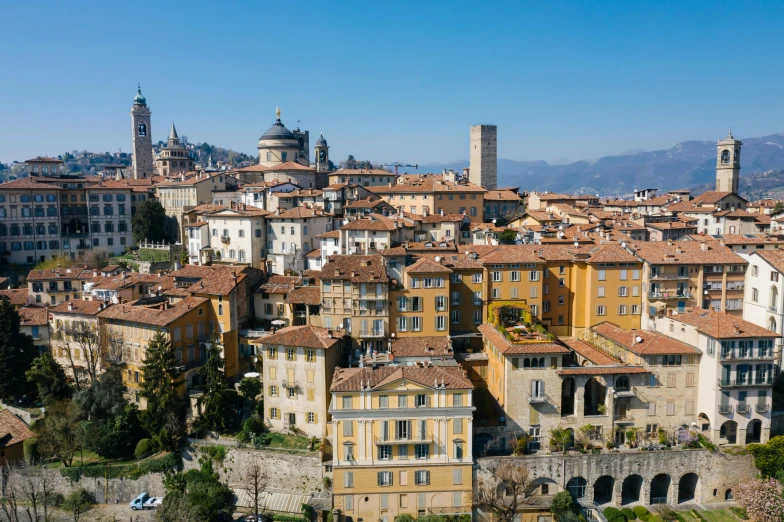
[265,205,332,275]
[203,205,269,268]
[743,249,784,368]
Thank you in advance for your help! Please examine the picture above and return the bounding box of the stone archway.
[621,475,643,505]
[594,475,615,506]
[584,377,606,416]
[530,477,559,497]
[746,419,762,444]
[720,420,738,444]
[678,473,699,503]
[566,477,587,501]
[650,474,671,505]
[561,377,575,416]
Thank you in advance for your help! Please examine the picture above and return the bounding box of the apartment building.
[633,241,747,319]
[254,275,301,328]
[257,325,343,438]
[328,168,396,187]
[743,249,784,368]
[330,366,475,521]
[484,190,523,222]
[202,204,270,268]
[390,258,452,338]
[265,205,331,275]
[50,300,107,382]
[27,268,85,305]
[18,306,50,354]
[319,256,388,359]
[156,171,229,240]
[368,175,485,222]
[652,309,776,445]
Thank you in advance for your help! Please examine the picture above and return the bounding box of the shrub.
[326,512,334,522]
[23,438,39,464]
[59,452,180,481]
[271,516,306,522]
[550,491,575,519]
[603,507,626,522]
[729,507,748,520]
[621,508,637,520]
[135,438,152,459]
[204,445,227,463]
[633,506,650,521]
[648,516,664,522]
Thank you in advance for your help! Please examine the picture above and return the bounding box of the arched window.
[769,316,777,332]
[218,304,224,316]
[523,358,530,368]
[531,358,539,368]
[770,286,779,311]
[721,149,730,164]
[138,122,147,137]
[539,357,545,367]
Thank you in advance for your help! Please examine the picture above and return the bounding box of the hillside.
[412,133,784,196]
[690,169,784,200]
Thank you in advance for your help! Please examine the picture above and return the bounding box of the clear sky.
[2,1,784,166]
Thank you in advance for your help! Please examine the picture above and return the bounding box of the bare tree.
[246,462,269,521]
[0,463,56,522]
[474,461,539,522]
[61,319,106,389]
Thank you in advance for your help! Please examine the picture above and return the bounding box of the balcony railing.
[614,415,635,424]
[374,435,433,445]
[756,403,771,413]
[648,291,691,300]
[220,235,230,243]
[649,274,689,280]
[358,329,385,338]
[736,402,750,414]
[720,351,774,361]
[718,404,734,414]
[718,377,772,388]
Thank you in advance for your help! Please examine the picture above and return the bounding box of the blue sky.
[2,1,784,166]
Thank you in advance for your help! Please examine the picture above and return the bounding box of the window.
[415,470,430,485]
[269,385,278,397]
[492,271,502,282]
[435,315,446,331]
[528,270,540,281]
[618,286,628,296]
[598,270,606,281]
[472,273,482,283]
[398,395,408,408]
[342,396,352,409]
[308,412,315,424]
[618,304,628,315]
[377,471,392,487]
[752,288,759,302]
[415,394,430,408]
[451,309,461,324]
[453,468,463,484]
[473,310,481,324]
[415,444,429,459]
[343,444,354,461]
[287,348,295,360]
[269,407,279,419]
[379,395,388,408]
[510,271,521,282]
[378,445,391,460]
[597,305,606,316]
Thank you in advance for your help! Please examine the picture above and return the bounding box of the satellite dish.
[492,219,497,224]
[621,241,627,248]
[434,256,441,263]
[574,241,579,247]
[635,336,642,343]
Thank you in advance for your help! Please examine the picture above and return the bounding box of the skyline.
[2,1,784,166]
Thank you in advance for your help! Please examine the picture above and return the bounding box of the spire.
[169,122,178,141]
[276,106,281,121]
[133,85,147,106]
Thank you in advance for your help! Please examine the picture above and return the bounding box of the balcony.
[736,402,750,414]
[720,351,774,361]
[769,306,778,313]
[281,380,300,390]
[756,403,771,413]
[648,291,691,300]
[613,387,636,399]
[718,404,734,415]
[649,273,689,280]
[614,415,635,425]
[358,329,385,338]
[718,377,772,388]
[527,393,550,404]
[220,235,230,244]
[374,435,433,445]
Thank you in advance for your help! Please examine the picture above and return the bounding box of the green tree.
[238,377,262,411]
[132,199,169,243]
[26,352,73,405]
[35,401,84,467]
[0,297,37,400]
[549,426,572,454]
[197,334,236,432]
[773,201,784,214]
[139,332,185,452]
[550,491,576,521]
[160,459,235,522]
[61,488,94,522]
[73,366,127,421]
[499,229,518,243]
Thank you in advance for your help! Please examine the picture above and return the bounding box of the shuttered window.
[453,468,463,484]
[344,472,353,488]
[530,405,540,425]
[666,402,675,416]
[648,402,656,415]
[686,373,695,387]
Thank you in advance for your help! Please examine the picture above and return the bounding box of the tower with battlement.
[716,129,741,193]
[469,124,497,190]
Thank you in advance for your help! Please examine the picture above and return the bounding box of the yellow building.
[330,366,475,521]
[368,175,486,222]
[97,296,214,403]
[390,258,452,338]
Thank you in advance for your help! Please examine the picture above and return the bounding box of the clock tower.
[131,86,154,179]
[715,129,741,193]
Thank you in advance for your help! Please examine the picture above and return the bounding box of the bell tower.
[130,85,154,179]
[716,129,741,193]
[315,134,329,174]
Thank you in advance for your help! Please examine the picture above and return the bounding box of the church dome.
[316,134,328,147]
[260,119,296,141]
[133,86,146,106]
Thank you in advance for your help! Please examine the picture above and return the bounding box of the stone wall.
[477,448,756,506]
[184,443,325,493]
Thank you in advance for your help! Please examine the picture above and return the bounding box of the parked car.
[130,492,163,510]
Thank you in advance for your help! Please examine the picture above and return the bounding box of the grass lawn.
[44,450,138,469]
[676,511,701,522]
[265,432,313,450]
[700,510,741,522]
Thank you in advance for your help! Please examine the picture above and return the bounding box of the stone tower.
[315,134,329,174]
[716,129,741,193]
[469,124,497,190]
[130,86,154,179]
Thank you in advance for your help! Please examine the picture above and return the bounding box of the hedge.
[633,507,650,521]
[137,249,171,263]
[135,439,151,460]
[271,516,306,522]
[621,508,637,520]
[59,452,180,481]
[603,507,626,522]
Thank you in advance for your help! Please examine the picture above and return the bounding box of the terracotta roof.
[522,211,562,222]
[206,205,271,218]
[187,266,249,296]
[0,409,35,448]
[50,299,105,315]
[277,189,323,197]
[283,286,321,305]
[404,257,453,274]
[646,221,697,230]
[558,367,650,375]
[485,190,522,201]
[421,213,465,223]
[345,198,392,209]
[478,323,570,355]
[259,275,300,294]
[97,296,209,327]
[306,249,322,258]
[156,172,223,187]
[562,338,620,365]
[18,306,48,326]
[390,336,453,358]
[330,365,472,392]
[26,268,85,281]
[370,177,485,194]
[25,156,62,163]
[332,168,392,175]
[259,325,343,349]
[184,221,208,228]
[684,233,784,246]
[321,255,387,282]
[592,322,699,355]
[0,178,62,190]
[341,214,397,231]
[632,241,745,265]
[480,246,545,265]
[170,265,217,279]
[268,206,329,219]
[0,288,29,306]
[752,249,784,272]
[316,230,340,239]
[418,253,484,270]
[673,309,780,339]
[259,161,315,172]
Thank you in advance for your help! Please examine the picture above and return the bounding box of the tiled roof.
[478,323,570,355]
[268,206,329,219]
[485,190,522,201]
[260,276,300,294]
[170,265,217,279]
[277,189,323,197]
[259,325,343,349]
[0,178,62,190]
[321,255,387,282]
[404,257,453,274]
[752,249,784,273]
[97,296,209,327]
[306,249,322,259]
[673,309,780,339]
[389,336,452,358]
[418,253,484,270]
[558,367,650,376]
[480,246,545,264]
[341,214,397,231]
[50,299,105,316]
[646,221,698,230]
[0,409,35,448]
[330,365,473,392]
[18,306,48,326]
[562,338,620,365]
[27,268,85,281]
[0,288,29,306]
[592,322,699,355]
[283,286,321,305]
[187,266,250,296]
[332,168,392,175]
[632,241,745,265]
[260,161,315,172]
[523,211,562,222]
[421,213,465,223]
[156,172,222,187]
[316,230,340,239]
[344,197,389,209]
[25,156,62,163]
[370,177,485,194]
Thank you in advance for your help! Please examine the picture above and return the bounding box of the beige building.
[330,366,475,520]
[368,174,486,222]
[156,172,229,240]
[155,123,194,176]
[27,268,86,305]
[50,300,107,383]
[329,168,395,187]
[258,325,343,438]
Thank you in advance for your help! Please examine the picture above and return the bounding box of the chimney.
[93,270,98,277]
[67,302,73,311]
[440,208,444,216]
[734,325,741,335]
[700,242,708,252]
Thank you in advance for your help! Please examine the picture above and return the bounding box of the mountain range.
[411,133,784,196]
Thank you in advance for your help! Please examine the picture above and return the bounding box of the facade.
[257,110,310,168]
[469,124,497,190]
[130,87,154,179]
[27,268,85,305]
[328,169,396,187]
[390,258,452,338]
[330,366,475,520]
[258,325,343,438]
[743,249,784,368]
[265,206,331,275]
[156,172,229,240]
[50,300,107,382]
[369,175,486,223]
[202,205,269,268]
[155,123,194,176]
[18,306,49,354]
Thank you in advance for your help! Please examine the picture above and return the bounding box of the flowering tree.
[733,478,784,522]
[677,428,697,446]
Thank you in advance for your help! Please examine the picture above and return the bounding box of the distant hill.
[411,133,784,196]
[690,169,784,201]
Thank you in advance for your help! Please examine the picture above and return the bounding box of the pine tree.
[26,352,73,405]
[0,298,37,400]
[198,333,235,432]
[139,331,185,451]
